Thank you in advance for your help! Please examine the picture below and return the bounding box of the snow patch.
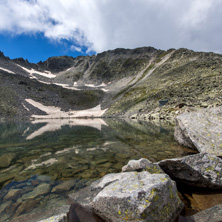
[25,98,108,119]
[84,82,109,91]
[75,149,80,154]
[17,64,56,78]
[98,83,107,87]
[85,83,96,87]
[25,99,61,114]
[85,82,107,88]
[22,103,30,111]
[87,148,97,152]
[38,80,51,85]
[54,82,109,91]
[0,67,15,74]
[66,67,72,72]
[54,83,80,90]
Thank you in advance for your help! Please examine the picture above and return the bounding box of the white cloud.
[0,0,222,53]
[70,45,82,52]
[181,0,213,27]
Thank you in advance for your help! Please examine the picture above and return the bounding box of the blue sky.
[0,0,222,63]
[0,33,93,63]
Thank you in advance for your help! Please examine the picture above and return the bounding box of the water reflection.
[0,119,193,222]
[26,119,108,140]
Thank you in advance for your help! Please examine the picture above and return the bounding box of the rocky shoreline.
[1,46,222,221]
[0,107,221,221]
[39,106,222,222]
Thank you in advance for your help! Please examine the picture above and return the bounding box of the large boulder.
[69,170,183,222]
[174,107,222,156]
[183,204,222,222]
[158,153,222,189]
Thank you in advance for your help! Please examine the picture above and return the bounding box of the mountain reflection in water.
[26,118,108,140]
[0,119,193,222]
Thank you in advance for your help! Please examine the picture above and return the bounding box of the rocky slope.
[0,52,104,119]
[0,46,222,119]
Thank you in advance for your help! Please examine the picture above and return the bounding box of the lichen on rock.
[174,106,222,156]
[69,159,184,222]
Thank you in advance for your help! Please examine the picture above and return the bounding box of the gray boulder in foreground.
[158,153,222,189]
[174,106,222,156]
[69,170,183,222]
[184,204,222,222]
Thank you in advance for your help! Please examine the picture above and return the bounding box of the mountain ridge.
[0,46,221,120]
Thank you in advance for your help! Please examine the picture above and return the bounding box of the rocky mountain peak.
[0,46,222,120]
[0,51,10,60]
[37,56,76,73]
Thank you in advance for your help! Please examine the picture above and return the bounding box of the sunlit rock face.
[69,160,184,222]
[174,106,222,156]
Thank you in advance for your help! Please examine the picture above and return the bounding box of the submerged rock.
[21,183,51,200]
[186,192,222,211]
[174,107,222,156]
[0,153,16,168]
[158,153,222,189]
[3,188,22,201]
[69,171,183,222]
[51,180,76,193]
[0,201,12,214]
[15,198,40,217]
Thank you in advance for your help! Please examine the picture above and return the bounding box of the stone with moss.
[122,158,164,174]
[69,171,183,222]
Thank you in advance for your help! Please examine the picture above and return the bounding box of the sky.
[0,0,222,63]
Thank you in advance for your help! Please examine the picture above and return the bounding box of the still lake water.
[0,118,194,222]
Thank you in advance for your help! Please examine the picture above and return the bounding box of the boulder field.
[41,107,222,222]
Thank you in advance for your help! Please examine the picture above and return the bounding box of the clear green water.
[0,119,194,222]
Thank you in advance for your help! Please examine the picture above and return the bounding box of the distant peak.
[0,51,9,60]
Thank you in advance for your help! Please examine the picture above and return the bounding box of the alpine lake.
[0,118,219,222]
